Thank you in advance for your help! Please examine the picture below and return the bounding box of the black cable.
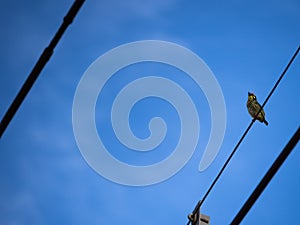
[0,0,85,138]
[230,126,300,225]
[187,46,300,225]
[187,120,255,225]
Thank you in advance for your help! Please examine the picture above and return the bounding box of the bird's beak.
[248,92,251,96]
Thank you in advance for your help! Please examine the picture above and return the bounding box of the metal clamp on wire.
[187,200,210,225]
[187,200,201,225]
[188,213,197,224]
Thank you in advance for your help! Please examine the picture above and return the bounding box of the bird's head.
[248,92,257,101]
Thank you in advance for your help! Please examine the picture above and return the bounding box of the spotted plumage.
[247,92,268,126]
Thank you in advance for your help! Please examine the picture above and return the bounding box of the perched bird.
[247,92,268,126]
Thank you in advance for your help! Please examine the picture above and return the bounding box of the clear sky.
[0,0,299,224]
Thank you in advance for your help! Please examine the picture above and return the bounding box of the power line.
[0,0,86,138]
[230,126,300,225]
[187,46,300,225]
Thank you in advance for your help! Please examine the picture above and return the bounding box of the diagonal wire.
[230,126,300,225]
[187,45,300,225]
[0,0,85,138]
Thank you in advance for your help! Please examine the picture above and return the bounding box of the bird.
[247,92,268,126]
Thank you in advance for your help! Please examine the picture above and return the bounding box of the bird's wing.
[252,101,262,112]
[256,102,265,117]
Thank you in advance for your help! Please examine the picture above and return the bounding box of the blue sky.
[0,0,299,224]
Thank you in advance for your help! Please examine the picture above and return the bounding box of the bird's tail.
[263,119,268,126]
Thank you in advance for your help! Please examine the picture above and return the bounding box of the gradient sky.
[0,0,299,224]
